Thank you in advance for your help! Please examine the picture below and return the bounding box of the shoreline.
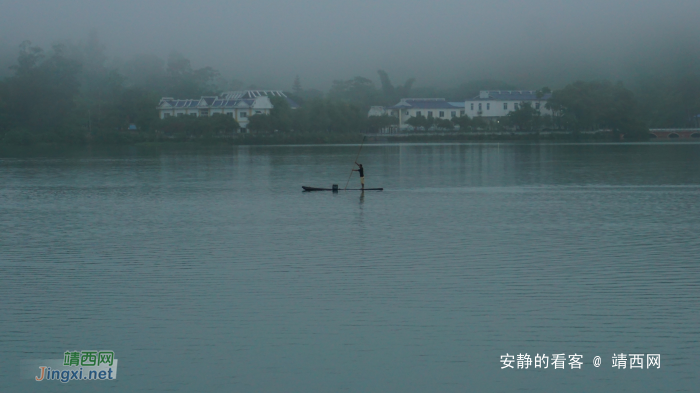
[0,129,668,148]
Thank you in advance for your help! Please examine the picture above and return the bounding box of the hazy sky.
[1,0,699,90]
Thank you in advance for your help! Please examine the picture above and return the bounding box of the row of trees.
[324,72,521,109]
[247,96,366,133]
[0,32,239,142]
[324,70,699,133]
[546,81,647,135]
[366,105,538,132]
[1,32,698,143]
[365,81,669,137]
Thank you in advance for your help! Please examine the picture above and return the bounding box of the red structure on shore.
[649,129,700,139]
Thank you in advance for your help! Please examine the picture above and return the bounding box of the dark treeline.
[330,72,699,138]
[0,33,699,145]
[0,33,238,144]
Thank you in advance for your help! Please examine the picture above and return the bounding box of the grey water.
[1,142,699,392]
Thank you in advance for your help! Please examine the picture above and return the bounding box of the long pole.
[344,136,366,190]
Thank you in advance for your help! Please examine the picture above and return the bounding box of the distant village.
[2,33,699,145]
[155,88,700,140]
[158,89,552,130]
[367,90,552,129]
[157,90,298,129]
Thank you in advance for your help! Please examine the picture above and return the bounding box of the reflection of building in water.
[394,143,528,188]
[156,90,299,129]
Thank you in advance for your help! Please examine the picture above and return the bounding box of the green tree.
[67,31,127,132]
[435,118,454,130]
[205,113,240,135]
[122,53,167,92]
[547,80,647,137]
[506,102,540,130]
[247,114,274,133]
[367,115,398,132]
[377,69,415,105]
[327,76,379,108]
[451,115,471,130]
[269,96,293,131]
[1,42,82,134]
[405,114,432,130]
[115,88,162,131]
[292,75,302,97]
[159,113,239,137]
[471,116,488,130]
[635,73,700,128]
[164,51,219,98]
[287,99,365,133]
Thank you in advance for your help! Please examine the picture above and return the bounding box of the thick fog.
[1,0,699,91]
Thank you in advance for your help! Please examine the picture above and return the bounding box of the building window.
[460,110,465,115]
[514,103,519,110]
[227,112,233,117]
[255,110,262,114]
[439,111,445,117]
[470,103,474,110]
[451,111,456,117]
[478,103,482,110]
[486,103,490,110]
[240,112,247,118]
[405,111,409,115]
[200,110,209,116]
[176,113,184,117]
[416,111,421,117]
[503,103,508,110]
[427,111,433,118]
[164,113,171,118]
[535,102,541,110]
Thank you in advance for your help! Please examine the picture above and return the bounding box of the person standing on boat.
[352,162,364,190]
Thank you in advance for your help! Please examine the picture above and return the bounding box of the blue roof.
[207,99,255,108]
[158,94,294,110]
[221,90,289,100]
[469,90,552,101]
[160,99,199,108]
[390,99,462,110]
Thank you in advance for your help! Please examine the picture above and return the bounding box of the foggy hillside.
[1,0,699,91]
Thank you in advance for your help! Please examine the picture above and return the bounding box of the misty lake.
[1,142,699,392]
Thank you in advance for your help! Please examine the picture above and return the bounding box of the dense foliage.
[0,35,227,144]
[247,96,366,133]
[546,81,647,137]
[1,33,698,145]
[0,42,82,140]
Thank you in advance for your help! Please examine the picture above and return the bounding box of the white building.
[157,90,298,128]
[370,98,465,128]
[464,90,552,121]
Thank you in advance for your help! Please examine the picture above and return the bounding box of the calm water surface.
[1,143,699,392]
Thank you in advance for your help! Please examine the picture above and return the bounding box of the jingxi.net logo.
[21,350,118,383]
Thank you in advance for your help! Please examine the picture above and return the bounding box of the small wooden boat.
[303,186,383,192]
